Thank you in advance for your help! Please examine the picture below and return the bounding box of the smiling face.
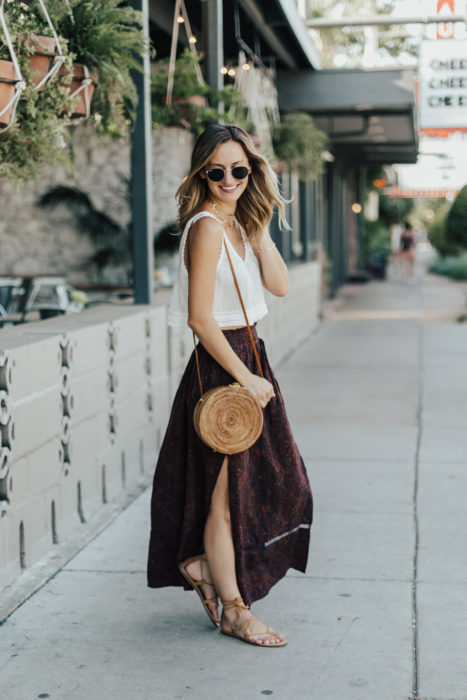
[202,140,251,210]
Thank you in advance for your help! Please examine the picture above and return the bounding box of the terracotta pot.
[171,94,207,119]
[24,35,56,91]
[59,62,98,119]
[0,60,18,128]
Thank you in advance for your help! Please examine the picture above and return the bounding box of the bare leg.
[185,555,219,625]
[204,458,286,646]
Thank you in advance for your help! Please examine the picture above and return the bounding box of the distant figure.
[399,221,416,280]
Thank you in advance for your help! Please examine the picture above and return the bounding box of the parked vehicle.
[0,276,86,326]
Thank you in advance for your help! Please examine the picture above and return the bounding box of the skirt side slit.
[147,326,313,606]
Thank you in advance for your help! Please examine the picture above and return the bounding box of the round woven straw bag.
[193,382,263,454]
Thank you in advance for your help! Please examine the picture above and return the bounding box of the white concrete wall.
[0,261,320,597]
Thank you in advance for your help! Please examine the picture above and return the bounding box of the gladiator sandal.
[220,596,287,647]
[179,555,219,628]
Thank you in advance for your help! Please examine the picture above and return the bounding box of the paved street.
[1,268,467,700]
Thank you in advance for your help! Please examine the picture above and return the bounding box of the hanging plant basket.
[0,59,18,128]
[23,34,57,92]
[170,93,207,119]
[59,62,99,119]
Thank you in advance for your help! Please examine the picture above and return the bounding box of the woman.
[147,124,313,647]
[399,221,416,280]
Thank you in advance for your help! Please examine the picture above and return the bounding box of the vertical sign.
[419,39,467,133]
[436,0,456,40]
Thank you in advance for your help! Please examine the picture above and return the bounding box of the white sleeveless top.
[167,211,268,328]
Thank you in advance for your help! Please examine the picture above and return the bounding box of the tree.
[428,211,459,258]
[305,0,419,69]
[379,193,413,227]
[446,185,467,251]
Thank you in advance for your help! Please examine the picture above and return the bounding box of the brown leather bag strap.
[192,232,264,399]
[223,240,264,378]
[193,331,204,399]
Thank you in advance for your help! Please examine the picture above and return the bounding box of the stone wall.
[0,126,193,285]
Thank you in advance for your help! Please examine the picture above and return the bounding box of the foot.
[221,598,287,647]
[185,555,220,626]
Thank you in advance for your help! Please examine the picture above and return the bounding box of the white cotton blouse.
[167,211,268,328]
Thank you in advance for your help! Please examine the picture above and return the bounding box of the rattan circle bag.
[192,240,264,454]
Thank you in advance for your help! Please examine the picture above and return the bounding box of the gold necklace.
[210,200,235,228]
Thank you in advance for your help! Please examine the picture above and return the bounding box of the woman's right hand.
[241,373,275,408]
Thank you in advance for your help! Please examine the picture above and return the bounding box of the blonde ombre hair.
[176,124,288,242]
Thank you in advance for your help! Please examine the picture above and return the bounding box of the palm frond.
[37,186,94,212]
[78,210,125,243]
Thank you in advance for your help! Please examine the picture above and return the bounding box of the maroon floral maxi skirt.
[147,326,313,606]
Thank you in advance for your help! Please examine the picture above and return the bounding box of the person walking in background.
[399,221,416,281]
[147,124,313,648]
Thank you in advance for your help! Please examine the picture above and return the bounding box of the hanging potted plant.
[1,0,62,93]
[0,1,75,184]
[0,58,17,128]
[152,49,207,124]
[272,112,329,181]
[151,49,251,137]
[47,0,148,135]
[23,32,57,91]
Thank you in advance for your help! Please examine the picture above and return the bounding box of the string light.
[177,14,184,23]
[220,66,228,75]
[189,35,197,44]
[242,63,250,71]
[227,68,236,77]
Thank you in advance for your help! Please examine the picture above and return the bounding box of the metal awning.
[277,68,419,165]
[149,0,320,70]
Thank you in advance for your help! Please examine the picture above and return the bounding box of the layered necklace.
[209,200,237,231]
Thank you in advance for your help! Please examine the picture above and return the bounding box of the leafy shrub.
[446,184,467,250]
[427,211,460,257]
[379,193,413,226]
[430,252,467,280]
[364,220,391,258]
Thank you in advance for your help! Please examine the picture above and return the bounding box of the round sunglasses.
[205,166,250,182]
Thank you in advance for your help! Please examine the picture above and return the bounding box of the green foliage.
[430,252,467,281]
[446,184,467,250]
[272,112,328,181]
[363,220,391,258]
[151,50,251,136]
[427,211,460,257]
[47,0,147,136]
[379,194,414,226]
[0,76,74,185]
[152,50,207,102]
[0,0,147,185]
[0,7,75,185]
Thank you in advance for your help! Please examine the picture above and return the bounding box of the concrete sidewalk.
[1,270,467,700]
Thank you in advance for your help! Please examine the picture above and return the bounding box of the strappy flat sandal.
[178,555,219,628]
[220,597,287,648]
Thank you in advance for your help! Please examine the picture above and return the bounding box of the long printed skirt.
[147,326,313,606]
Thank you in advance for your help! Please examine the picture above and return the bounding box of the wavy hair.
[176,124,289,242]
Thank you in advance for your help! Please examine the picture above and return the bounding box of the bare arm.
[187,217,274,408]
[252,228,289,297]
